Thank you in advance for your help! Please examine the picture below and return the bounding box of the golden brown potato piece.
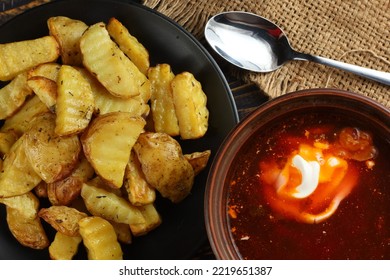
[78,68,150,117]
[78,216,123,260]
[33,181,48,198]
[2,192,49,249]
[38,206,88,237]
[47,154,95,206]
[109,221,132,244]
[148,64,179,136]
[55,65,94,136]
[133,132,195,203]
[184,150,211,175]
[47,177,82,206]
[80,183,145,225]
[47,16,88,66]
[27,76,57,111]
[6,206,49,249]
[0,36,59,81]
[49,231,82,260]
[107,17,150,75]
[27,62,61,81]
[0,192,39,220]
[130,203,161,237]
[81,112,145,188]
[124,151,156,206]
[0,130,18,155]
[0,135,42,198]
[80,22,148,98]
[24,112,81,183]
[86,176,122,197]
[0,95,49,135]
[0,72,33,119]
[171,72,209,139]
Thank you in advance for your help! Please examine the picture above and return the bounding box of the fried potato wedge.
[47,154,94,206]
[78,216,123,260]
[81,112,145,188]
[49,231,82,260]
[27,76,57,111]
[47,16,88,66]
[0,135,42,198]
[3,192,49,249]
[109,221,132,244]
[171,72,209,139]
[55,65,94,136]
[6,206,49,249]
[78,68,149,117]
[124,151,156,206]
[38,206,88,237]
[80,183,145,225]
[0,192,39,220]
[0,72,33,119]
[0,95,49,135]
[133,132,194,203]
[0,36,59,81]
[148,64,179,136]
[129,203,161,237]
[24,112,81,183]
[80,22,147,98]
[0,130,18,155]
[184,150,211,176]
[107,17,150,75]
[27,62,61,81]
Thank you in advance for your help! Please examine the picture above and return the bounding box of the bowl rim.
[204,88,390,260]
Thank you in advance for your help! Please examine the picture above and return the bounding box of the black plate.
[0,0,238,260]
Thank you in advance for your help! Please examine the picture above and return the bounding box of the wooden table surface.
[0,0,269,260]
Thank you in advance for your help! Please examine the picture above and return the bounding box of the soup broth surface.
[227,110,389,259]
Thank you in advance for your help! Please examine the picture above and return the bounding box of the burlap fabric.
[143,0,390,108]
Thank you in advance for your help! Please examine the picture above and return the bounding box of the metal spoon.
[205,11,390,85]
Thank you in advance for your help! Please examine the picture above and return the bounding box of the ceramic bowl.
[205,88,390,260]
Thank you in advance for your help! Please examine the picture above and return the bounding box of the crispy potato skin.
[38,205,88,237]
[2,192,49,249]
[133,132,195,203]
[0,135,42,198]
[47,16,88,66]
[124,151,156,206]
[0,72,33,120]
[6,206,49,249]
[184,150,211,175]
[24,112,81,183]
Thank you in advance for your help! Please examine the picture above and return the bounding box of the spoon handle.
[295,53,390,86]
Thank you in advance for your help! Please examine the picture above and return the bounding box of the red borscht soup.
[227,110,389,259]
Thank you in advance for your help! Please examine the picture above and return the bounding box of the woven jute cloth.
[143,0,390,108]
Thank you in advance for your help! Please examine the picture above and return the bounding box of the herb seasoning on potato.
[0,16,210,260]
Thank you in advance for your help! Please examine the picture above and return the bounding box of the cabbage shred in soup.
[227,110,390,259]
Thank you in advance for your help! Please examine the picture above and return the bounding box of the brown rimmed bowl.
[205,88,390,260]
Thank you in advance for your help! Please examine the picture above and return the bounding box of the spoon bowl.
[205,11,390,85]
